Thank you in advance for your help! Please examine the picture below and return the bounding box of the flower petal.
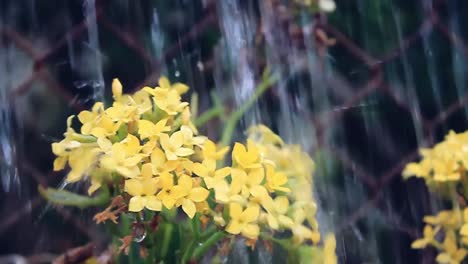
[188,187,209,202]
[241,205,259,223]
[182,199,196,218]
[125,179,143,196]
[192,163,209,177]
[145,196,162,211]
[215,167,231,178]
[175,147,194,157]
[128,196,145,212]
[242,224,259,239]
[226,220,242,235]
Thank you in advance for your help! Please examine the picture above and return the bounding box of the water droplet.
[175,71,180,77]
[73,81,88,89]
[73,80,103,90]
[197,61,204,71]
[133,224,147,243]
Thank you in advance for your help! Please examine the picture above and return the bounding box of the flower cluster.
[51,76,336,262]
[411,210,467,264]
[403,130,468,184]
[247,125,320,244]
[404,130,468,264]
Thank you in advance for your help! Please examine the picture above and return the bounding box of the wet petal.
[128,196,145,212]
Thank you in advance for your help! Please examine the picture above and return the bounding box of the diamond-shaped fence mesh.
[1,0,467,262]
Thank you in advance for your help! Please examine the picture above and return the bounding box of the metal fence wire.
[1,0,467,262]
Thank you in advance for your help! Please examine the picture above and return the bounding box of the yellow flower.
[180,125,206,147]
[157,76,189,95]
[138,118,170,140]
[51,140,81,167]
[78,103,119,137]
[459,209,468,244]
[212,180,244,204]
[144,85,188,115]
[150,147,178,175]
[226,203,260,239]
[100,135,143,178]
[424,210,462,229]
[192,159,230,189]
[173,174,210,218]
[230,167,267,199]
[181,106,198,134]
[265,164,290,193]
[105,101,140,124]
[124,163,162,212]
[174,158,195,176]
[403,162,430,179]
[156,172,181,209]
[66,146,100,182]
[290,207,320,245]
[52,116,94,171]
[87,167,108,195]
[411,225,439,249]
[202,139,229,162]
[112,78,123,99]
[403,130,468,183]
[247,125,284,146]
[232,141,262,169]
[130,90,153,115]
[323,234,338,264]
[261,196,293,230]
[159,131,194,160]
[436,231,467,264]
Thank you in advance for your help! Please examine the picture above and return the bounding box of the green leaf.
[38,185,109,209]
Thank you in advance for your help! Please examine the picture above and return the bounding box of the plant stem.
[199,225,217,240]
[220,74,277,147]
[181,240,196,264]
[160,223,173,259]
[191,231,226,261]
[260,233,290,249]
[194,106,223,127]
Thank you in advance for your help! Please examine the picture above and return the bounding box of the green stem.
[191,231,226,261]
[199,225,217,240]
[160,223,173,259]
[181,240,196,264]
[220,74,277,147]
[192,214,200,239]
[260,233,290,249]
[194,106,224,127]
[190,92,199,118]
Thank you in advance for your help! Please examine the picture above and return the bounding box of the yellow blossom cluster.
[247,125,320,245]
[411,209,468,264]
[52,76,208,218]
[51,76,322,245]
[403,130,468,184]
[404,130,468,264]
